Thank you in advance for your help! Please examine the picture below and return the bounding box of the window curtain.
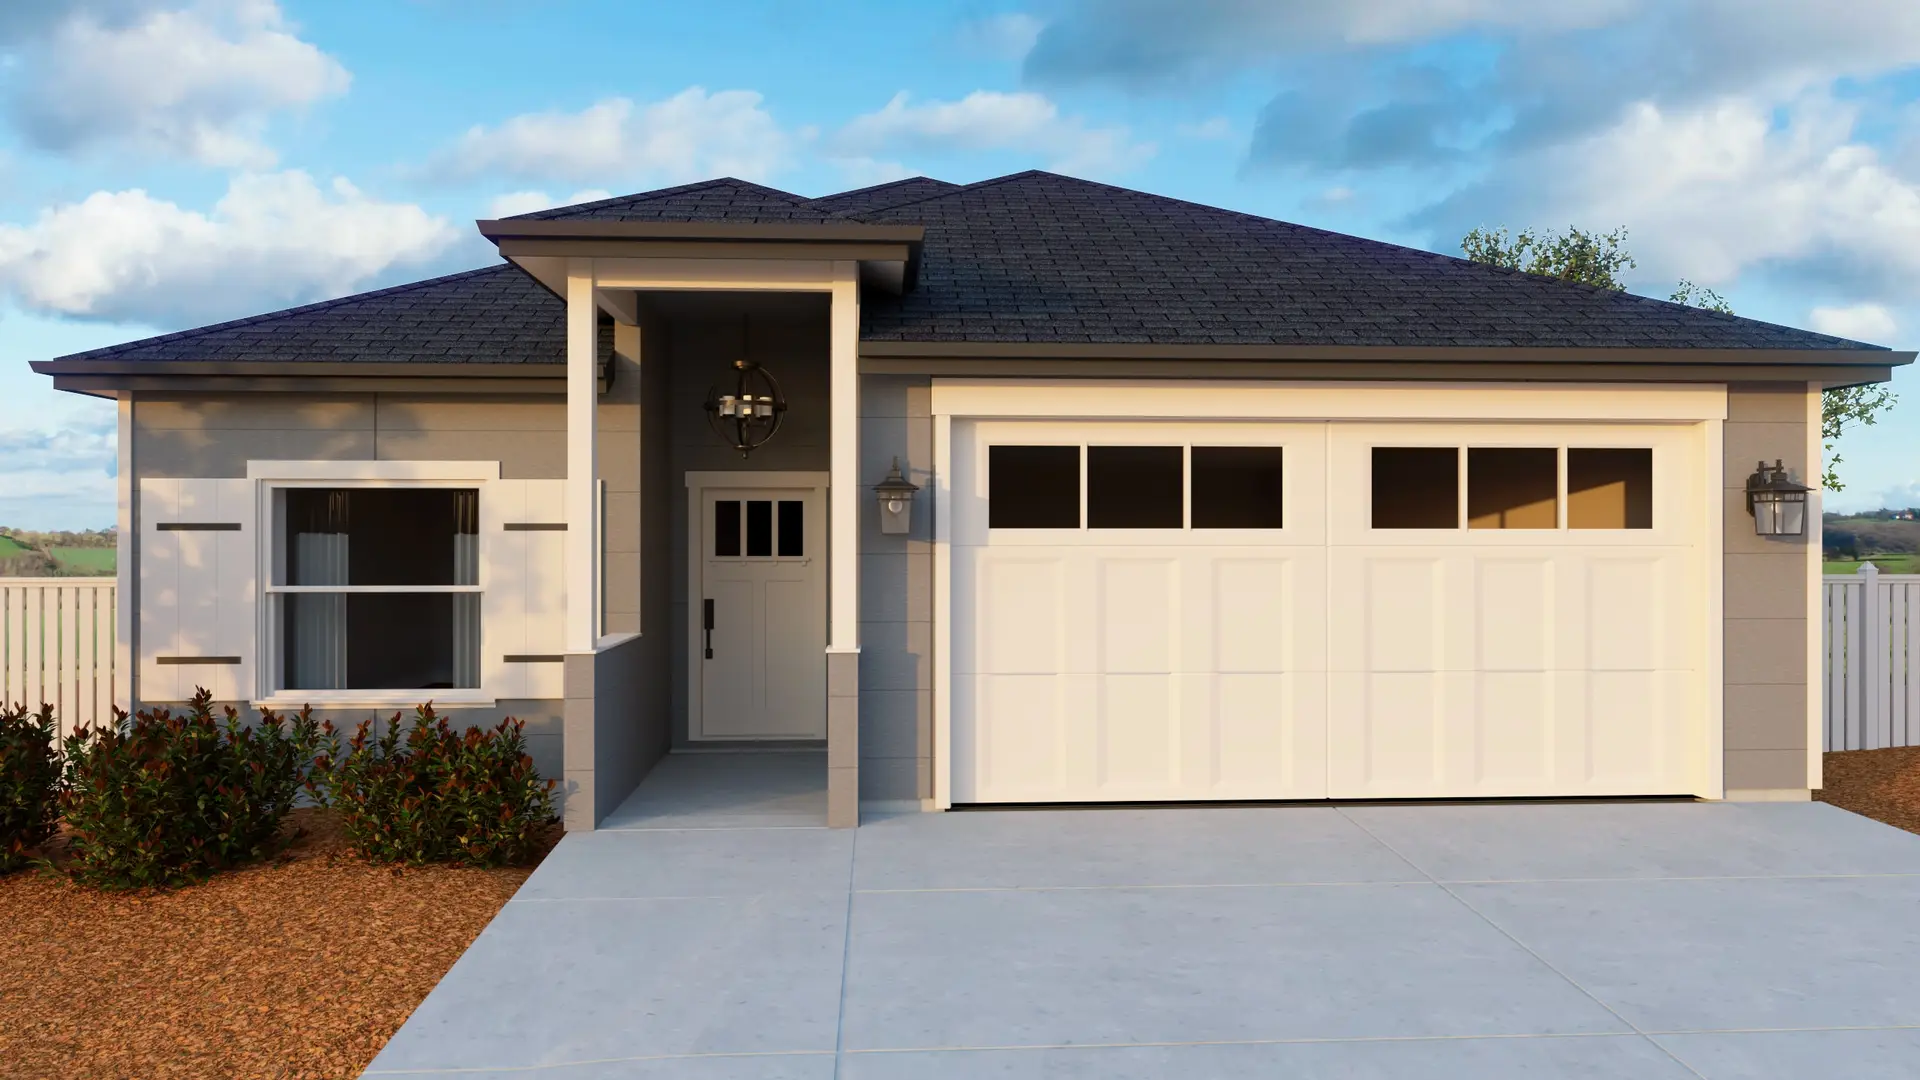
[289,490,348,690]
[452,489,480,689]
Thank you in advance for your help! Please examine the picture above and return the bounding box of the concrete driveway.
[364,756,1920,1078]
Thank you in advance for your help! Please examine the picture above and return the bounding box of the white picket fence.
[0,577,118,737]
[1824,563,1920,751]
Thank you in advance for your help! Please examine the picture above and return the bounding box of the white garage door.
[949,419,1706,804]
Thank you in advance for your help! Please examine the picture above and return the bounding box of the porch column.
[826,260,861,827]
[565,260,600,651]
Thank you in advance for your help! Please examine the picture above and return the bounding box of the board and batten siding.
[128,393,579,780]
[1721,383,1816,795]
[858,375,934,804]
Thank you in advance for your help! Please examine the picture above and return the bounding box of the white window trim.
[250,461,499,710]
[248,460,501,481]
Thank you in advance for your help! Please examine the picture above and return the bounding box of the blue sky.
[1,0,1918,528]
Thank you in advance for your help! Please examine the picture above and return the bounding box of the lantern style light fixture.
[1745,459,1811,537]
[873,457,920,535]
[704,359,787,458]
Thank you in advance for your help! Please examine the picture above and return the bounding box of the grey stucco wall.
[857,376,934,803]
[664,304,831,746]
[1722,383,1815,792]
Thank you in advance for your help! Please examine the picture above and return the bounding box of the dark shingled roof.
[55,265,565,365]
[50,172,1889,367]
[857,171,1875,350]
[808,176,960,217]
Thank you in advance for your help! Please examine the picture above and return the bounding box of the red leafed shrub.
[307,705,556,868]
[0,702,60,872]
[58,688,323,890]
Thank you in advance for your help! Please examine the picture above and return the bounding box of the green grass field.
[0,535,31,559]
[1825,555,1920,575]
[49,547,115,575]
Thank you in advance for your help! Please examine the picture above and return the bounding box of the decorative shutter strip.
[138,478,256,704]
[480,479,568,700]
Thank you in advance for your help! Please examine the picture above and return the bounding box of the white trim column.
[1807,382,1825,787]
[826,260,861,828]
[565,260,600,652]
[829,261,861,652]
[116,396,134,714]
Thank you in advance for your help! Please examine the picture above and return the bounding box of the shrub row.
[0,689,556,890]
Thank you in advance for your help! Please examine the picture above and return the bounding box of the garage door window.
[1468,448,1557,529]
[1569,448,1653,529]
[1372,447,1459,528]
[1192,447,1285,528]
[1089,446,1183,528]
[1371,444,1655,530]
[989,445,1080,528]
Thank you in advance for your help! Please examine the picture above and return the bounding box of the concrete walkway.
[366,756,1920,1078]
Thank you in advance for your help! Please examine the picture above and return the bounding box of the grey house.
[32,171,1911,828]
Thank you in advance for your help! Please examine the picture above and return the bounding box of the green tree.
[1463,226,1896,490]
[1460,225,1636,289]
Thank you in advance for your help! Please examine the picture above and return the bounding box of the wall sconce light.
[703,359,787,458]
[1745,459,1811,537]
[873,458,920,535]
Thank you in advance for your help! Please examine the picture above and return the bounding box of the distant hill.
[1824,516,1920,562]
[0,528,115,577]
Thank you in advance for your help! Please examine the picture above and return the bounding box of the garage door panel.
[972,555,1066,674]
[1477,558,1554,672]
[1359,557,1446,672]
[966,673,1069,801]
[1329,671,1444,795]
[1209,672,1327,798]
[1099,558,1177,673]
[1473,671,1555,786]
[1097,674,1179,788]
[1584,555,1681,671]
[1211,556,1317,672]
[1582,669,1693,789]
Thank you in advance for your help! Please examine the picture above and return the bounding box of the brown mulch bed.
[0,809,559,1080]
[1817,746,1920,835]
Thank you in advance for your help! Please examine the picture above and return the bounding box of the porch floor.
[599,750,827,830]
[365,794,1920,1079]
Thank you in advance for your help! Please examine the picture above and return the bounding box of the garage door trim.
[930,381,1729,809]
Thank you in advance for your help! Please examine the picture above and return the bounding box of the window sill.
[252,691,498,712]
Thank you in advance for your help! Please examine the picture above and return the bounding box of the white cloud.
[5,0,349,167]
[833,91,1155,175]
[485,189,614,218]
[434,89,792,186]
[0,171,458,325]
[1811,303,1899,344]
[1427,94,1920,300]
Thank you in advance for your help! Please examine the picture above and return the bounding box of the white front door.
[695,485,826,739]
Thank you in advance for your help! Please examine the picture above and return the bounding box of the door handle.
[703,598,714,659]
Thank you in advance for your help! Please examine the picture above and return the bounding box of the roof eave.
[856,341,1913,367]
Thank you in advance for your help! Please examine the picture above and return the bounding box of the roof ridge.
[852,169,1043,218]
[507,177,816,220]
[810,176,959,220]
[56,264,518,360]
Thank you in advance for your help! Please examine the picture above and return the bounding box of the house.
[30,171,1913,828]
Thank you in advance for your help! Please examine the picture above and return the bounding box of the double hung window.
[266,487,480,692]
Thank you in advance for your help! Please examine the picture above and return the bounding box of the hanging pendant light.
[703,315,788,458]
